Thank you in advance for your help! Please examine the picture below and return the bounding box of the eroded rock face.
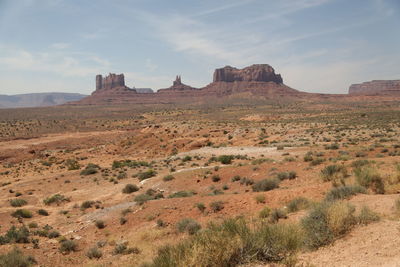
[96,73,126,90]
[213,64,283,84]
[158,75,197,92]
[349,80,400,95]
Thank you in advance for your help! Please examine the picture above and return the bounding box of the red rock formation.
[158,75,198,93]
[95,73,127,91]
[349,80,400,95]
[75,64,305,105]
[213,64,283,83]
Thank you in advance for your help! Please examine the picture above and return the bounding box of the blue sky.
[0,0,399,95]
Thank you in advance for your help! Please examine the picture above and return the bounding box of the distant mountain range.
[0,92,87,108]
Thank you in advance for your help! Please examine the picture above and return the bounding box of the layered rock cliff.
[349,80,400,95]
[213,64,283,84]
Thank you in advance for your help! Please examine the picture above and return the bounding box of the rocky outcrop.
[96,73,126,90]
[158,76,197,93]
[76,64,305,105]
[349,80,400,95]
[213,64,283,84]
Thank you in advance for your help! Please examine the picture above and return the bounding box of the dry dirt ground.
[0,102,400,266]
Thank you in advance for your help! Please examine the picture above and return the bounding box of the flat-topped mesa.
[213,64,283,84]
[349,80,400,95]
[96,73,126,90]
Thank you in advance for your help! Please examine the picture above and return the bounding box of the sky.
[0,0,399,95]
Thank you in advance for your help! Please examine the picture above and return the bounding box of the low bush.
[137,169,157,181]
[95,220,106,229]
[86,247,102,259]
[43,194,69,205]
[269,208,287,223]
[276,171,296,180]
[122,184,139,194]
[163,175,175,181]
[176,218,201,235]
[143,218,303,266]
[301,201,356,249]
[168,191,194,198]
[255,195,266,204]
[0,226,30,244]
[354,166,385,194]
[80,200,95,210]
[321,164,348,182]
[11,209,33,218]
[37,209,49,216]
[9,199,27,207]
[287,197,311,213]
[217,155,234,164]
[195,203,206,213]
[59,240,78,253]
[211,175,221,182]
[252,178,280,192]
[134,194,154,205]
[0,247,36,267]
[358,206,380,225]
[324,185,366,202]
[210,201,224,212]
[259,206,271,218]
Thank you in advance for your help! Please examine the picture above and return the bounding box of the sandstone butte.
[74,64,400,105]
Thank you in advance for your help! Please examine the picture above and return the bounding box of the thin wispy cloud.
[0,0,399,94]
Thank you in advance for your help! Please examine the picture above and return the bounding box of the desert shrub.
[310,157,325,166]
[80,166,98,176]
[269,208,287,223]
[321,164,348,182]
[0,226,30,244]
[43,194,69,205]
[65,159,80,170]
[80,200,95,210]
[351,159,371,168]
[252,178,280,192]
[59,240,78,253]
[231,175,241,182]
[240,177,254,186]
[112,160,150,169]
[95,220,106,229]
[144,218,302,266]
[120,217,127,225]
[195,203,206,213]
[259,207,271,218]
[0,247,36,267]
[168,191,194,198]
[255,195,266,204]
[217,155,234,164]
[354,166,385,194]
[12,209,33,218]
[134,194,154,205]
[9,199,27,207]
[210,201,224,212]
[395,198,400,213]
[28,222,38,229]
[212,175,221,182]
[325,143,339,150]
[113,243,127,254]
[324,185,366,202]
[86,247,102,259]
[176,218,201,235]
[122,184,139,194]
[358,206,380,225]
[303,152,313,162]
[287,197,311,213]
[301,201,356,249]
[182,156,192,162]
[137,169,157,181]
[163,175,175,181]
[276,171,296,180]
[48,231,60,239]
[37,209,49,216]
